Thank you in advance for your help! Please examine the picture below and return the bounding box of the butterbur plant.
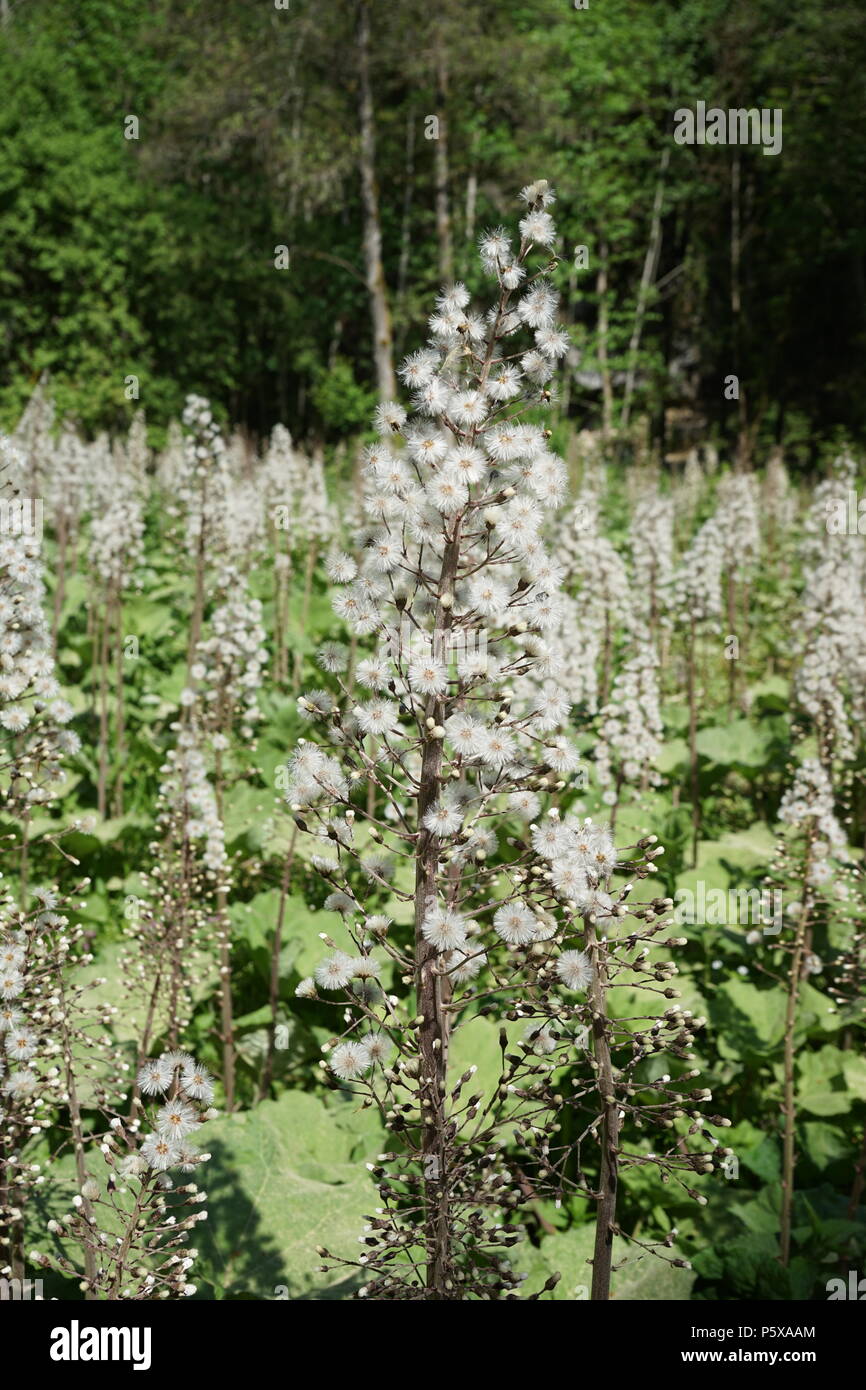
[31,1050,213,1299]
[0,883,123,1289]
[593,640,664,829]
[666,518,723,864]
[629,486,673,656]
[182,569,268,1110]
[121,747,221,1095]
[87,476,145,818]
[768,759,854,1267]
[288,184,726,1300]
[177,395,228,674]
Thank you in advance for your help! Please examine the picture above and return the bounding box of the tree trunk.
[433,34,453,283]
[621,147,669,432]
[596,240,614,441]
[357,0,397,401]
[730,153,750,468]
[463,171,478,274]
[395,107,416,355]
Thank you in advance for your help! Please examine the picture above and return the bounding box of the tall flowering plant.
[286,184,724,1300]
[768,760,856,1267]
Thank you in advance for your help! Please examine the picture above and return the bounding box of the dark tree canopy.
[1,0,864,462]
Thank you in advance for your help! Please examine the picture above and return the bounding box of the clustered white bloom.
[778,758,848,856]
[667,516,723,626]
[88,493,145,590]
[185,571,268,740]
[629,486,674,629]
[713,472,761,579]
[158,738,227,873]
[0,461,79,811]
[792,535,866,766]
[178,393,229,557]
[133,1050,215,1171]
[594,642,664,803]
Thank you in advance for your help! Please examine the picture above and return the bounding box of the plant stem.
[780,833,814,1266]
[687,613,700,867]
[58,972,98,1297]
[214,755,235,1111]
[97,610,110,818]
[292,542,318,693]
[113,586,126,817]
[260,825,298,1101]
[414,528,460,1298]
[586,915,620,1300]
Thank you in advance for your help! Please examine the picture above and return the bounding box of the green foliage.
[194,1092,384,1300]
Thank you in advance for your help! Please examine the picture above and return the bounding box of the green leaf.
[196,1091,384,1299]
[711,978,788,1058]
[800,1122,853,1179]
[517,1225,695,1300]
[696,720,773,768]
[796,1047,852,1116]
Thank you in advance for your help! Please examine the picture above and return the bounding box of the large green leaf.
[517,1225,695,1300]
[196,1090,384,1300]
[696,720,773,768]
[711,977,788,1058]
[796,1047,853,1116]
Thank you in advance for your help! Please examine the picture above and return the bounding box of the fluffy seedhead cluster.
[0,883,125,1284]
[31,1050,214,1299]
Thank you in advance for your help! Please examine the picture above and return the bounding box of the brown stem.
[0,1121,27,1280]
[292,542,317,694]
[52,510,68,650]
[687,614,700,867]
[780,834,814,1266]
[260,826,298,1100]
[609,770,625,836]
[19,808,29,908]
[596,239,614,440]
[58,975,98,1297]
[587,916,620,1300]
[97,610,110,818]
[414,527,461,1298]
[107,1185,148,1300]
[129,968,163,1121]
[726,569,736,717]
[186,472,209,678]
[600,607,612,707]
[113,587,125,817]
[213,756,235,1112]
